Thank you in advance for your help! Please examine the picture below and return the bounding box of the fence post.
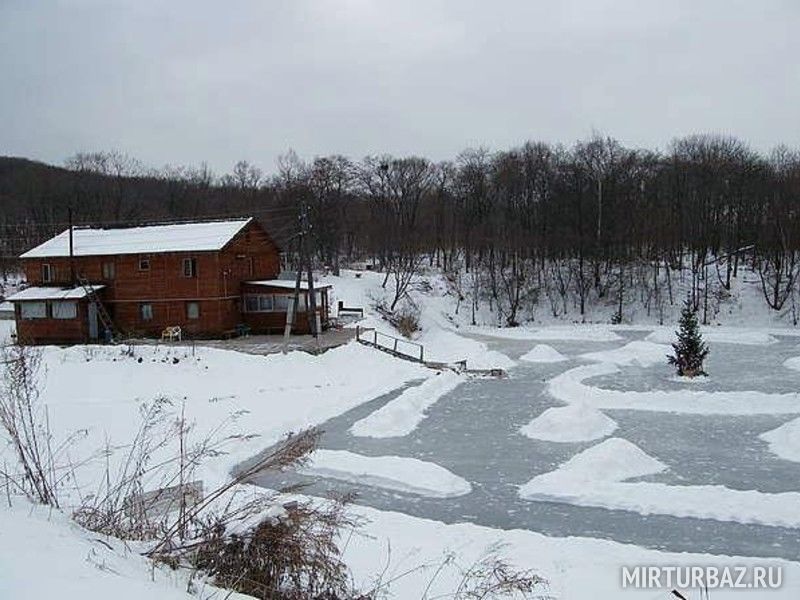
[374,330,377,345]
[419,345,424,362]
[393,338,398,352]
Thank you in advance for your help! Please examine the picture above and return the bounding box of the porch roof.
[6,285,105,302]
[245,279,332,291]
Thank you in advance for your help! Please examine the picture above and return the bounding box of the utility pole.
[68,207,75,285]
[284,200,320,340]
[284,211,306,342]
[283,195,320,345]
[301,198,319,338]
[306,241,320,340]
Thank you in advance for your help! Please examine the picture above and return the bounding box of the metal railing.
[355,325,424,362]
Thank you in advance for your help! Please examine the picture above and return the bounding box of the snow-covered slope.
[0,501,239,600]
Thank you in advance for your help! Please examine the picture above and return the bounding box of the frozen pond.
[250,330,800,561]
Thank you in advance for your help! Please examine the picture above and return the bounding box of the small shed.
[6,285,106,344]
[241,279,332,334]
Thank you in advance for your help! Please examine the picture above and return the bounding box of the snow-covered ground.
[1,341,428,497]
[5,267,800,599]
[0,501,227,600]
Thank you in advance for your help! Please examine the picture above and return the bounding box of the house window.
[244,295,259,313]
[102,262,116,279]
[140,303,153,321]
[186,302,200,320]
[42,263,54,283]
[20,302,47,319]
[259,295,273,312]
[51,301,78,320]
[183,258,198,278]
[273,295,290,312]
[139,258,151,271]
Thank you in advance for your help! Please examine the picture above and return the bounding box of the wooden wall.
[18,220,283,339]
[240,283,330,335]
[14,301,91,344]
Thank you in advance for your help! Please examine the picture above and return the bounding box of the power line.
[0,204,302,229]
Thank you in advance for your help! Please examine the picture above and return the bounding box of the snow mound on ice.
[760,417,800,463]
[580,341,670,368]
[783,356,800,372]
[521,438,667,496]
[301,449,472,498]
[520,344,568,363]
[520,403,617,443]
[351,372,465,438]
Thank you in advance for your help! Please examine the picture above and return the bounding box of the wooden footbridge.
[355,326,506,378]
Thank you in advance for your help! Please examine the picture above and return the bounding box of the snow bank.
[519,344,568,363]
[0,502,201,600]
[469,324,623,342]
[646,328,778,346]
[346,503,800,600]
[549,362,800,415]
[300,449,472,498]
[7,495,800,600]
[784,356,800,372]
[760,417,800,463]
[324,270,513,370]
[351,371,465,438]
[5,341,428,502]
[580,341,670,368]
[418,327,515,369]
[520,438,800,528]
[520,403,617,443]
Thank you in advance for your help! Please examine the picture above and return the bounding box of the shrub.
[192,496,368,600]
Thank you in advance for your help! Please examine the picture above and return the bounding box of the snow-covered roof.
[20,218,253,258]
[246,279,332,291]
[6,285,105,302]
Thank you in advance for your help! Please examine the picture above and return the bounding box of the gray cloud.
[1,0,798,173]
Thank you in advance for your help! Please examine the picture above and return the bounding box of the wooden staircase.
[77,275,118,342]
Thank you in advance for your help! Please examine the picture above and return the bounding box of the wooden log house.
[7,218,331,344]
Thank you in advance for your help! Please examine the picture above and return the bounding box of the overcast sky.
[1,0,798,174]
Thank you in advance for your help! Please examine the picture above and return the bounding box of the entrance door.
[87,302,99,340]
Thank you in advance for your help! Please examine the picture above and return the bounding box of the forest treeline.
[2,133,800,325]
